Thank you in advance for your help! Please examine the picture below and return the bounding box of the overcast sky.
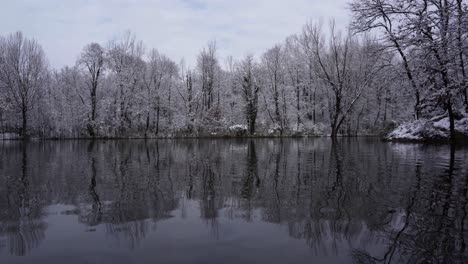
[0,0,350,69]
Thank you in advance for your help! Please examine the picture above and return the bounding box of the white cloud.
[0,0,350,69]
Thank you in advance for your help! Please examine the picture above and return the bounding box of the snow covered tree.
[236,55,260,135]
[261,45,288,134]
[309,22,390,137]
[46,67,87,137]
[351,0,468,139]
[197,41,219,111]
[196,41,225,134]
[176,62,197,133]
[0,32,48,137]
[106,31,145,136]
[351,0,423,120]
[77,43,105,137]
[142,49,178,136]
[299,22,322,123]
[284,35,307,131]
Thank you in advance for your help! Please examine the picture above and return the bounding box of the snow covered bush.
[267,124,282,135]
[229,125,248,136]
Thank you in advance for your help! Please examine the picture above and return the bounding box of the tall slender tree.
[237,55,260,135]
[78,43,105,137]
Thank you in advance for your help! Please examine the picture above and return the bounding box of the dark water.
[0,139,467,264]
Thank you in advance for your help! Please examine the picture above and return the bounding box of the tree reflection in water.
[0,142,46,256]
[0,139,466,263]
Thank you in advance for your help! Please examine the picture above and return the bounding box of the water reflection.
[0,143,46,256]
[0,139,467,263]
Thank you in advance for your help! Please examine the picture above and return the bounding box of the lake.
[0,138,467,263]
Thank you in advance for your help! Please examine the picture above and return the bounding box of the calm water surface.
[0,138,467,264]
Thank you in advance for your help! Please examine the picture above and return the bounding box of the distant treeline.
[0,0,467,139]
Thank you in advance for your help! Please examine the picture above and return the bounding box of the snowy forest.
[0,0,467,140]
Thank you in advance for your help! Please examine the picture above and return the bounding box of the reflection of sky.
[0,0,349,69]
[0,202,357,264]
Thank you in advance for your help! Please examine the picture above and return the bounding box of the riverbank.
[385,114,468,142]
[3,116,468,143]
[0,133,351,140]
[0,132,388,141]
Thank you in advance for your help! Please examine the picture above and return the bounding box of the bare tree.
[284,35,305,130]
[310,22,388,137]
[176,60,197,133]
[351,0,468,139]
[300,22,321,123]
[262,45,286,134]
[142,49,178,136]
[197,41,219,111]
[237,55,260,135]
[0,32,48,137]
[107,31,145,136]
[78,43,105,137]
[350,0,423,120]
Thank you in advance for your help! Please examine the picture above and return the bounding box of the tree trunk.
[119,83,125,136]
[357,105,365,135]
[296,72,301,130]
[392,37,420,119]
[145,111,150,138]
[383,91,388,123]
[88,90,97,138]
[274,91,280,126]
[456,0,468,112]
[331,127,338,139]
[464,89,468,113]
[21,108,28,138]
[91,90,97,121]
[155,105,160,135]
[415,90,421,120]
[313,89,316,123]
[296,88,300,130]
[0,108,4,134]
[250,117,256,135]
[447,100,455,140]
[330,93,341,138]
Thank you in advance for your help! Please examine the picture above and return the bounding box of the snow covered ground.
[386,115,468,141]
